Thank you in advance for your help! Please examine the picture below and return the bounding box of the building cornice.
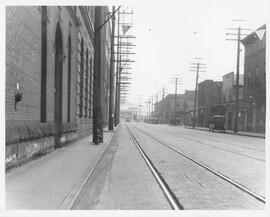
[65,6,80,27]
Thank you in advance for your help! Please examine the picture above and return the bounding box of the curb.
[184,126,265,139]
[59,125,120,209]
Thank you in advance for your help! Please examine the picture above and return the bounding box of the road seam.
[183,126,265,138]
[59,125,120,209]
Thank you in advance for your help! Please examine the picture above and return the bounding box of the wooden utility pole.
[190,59,206,128]
[108,6,116,131]
[114,9,120,126]
[234,27,241,133]
[193,63,199,128]
[169,76,181,123]
[226,22,251,133]
[162,87,165,123]
[174,78,178,122]
[93,6,104,144]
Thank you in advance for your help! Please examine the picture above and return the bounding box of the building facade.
[76,6,95,138]
[241,24,266,133]
[197,80,223,127]
[5,6,112,169]
[221,72,245,131]
[153,91,195,124]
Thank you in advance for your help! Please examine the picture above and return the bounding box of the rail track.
[127,124,265,207]
[126,124,184,210]
[143,126,265,161]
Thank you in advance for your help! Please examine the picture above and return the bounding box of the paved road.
[72,125,171,209]
[73,123,264,209]
[132,123,265,198]
[129,123,264,209]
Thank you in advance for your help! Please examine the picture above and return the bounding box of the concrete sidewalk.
[6,129,117,210]
[184,126,265,138]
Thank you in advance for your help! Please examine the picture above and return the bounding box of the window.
[255,66,258,84]
[247,70,251,87]
[263,62,266,82]
[79,38,84,117]
[85,49,89,118]
[89,57,93,118]
[67,36,71,122]
[40,6,47,122]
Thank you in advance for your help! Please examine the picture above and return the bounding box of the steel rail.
[132,125,265,204]
[126,124,184,210]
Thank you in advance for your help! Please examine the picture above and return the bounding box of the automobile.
[169,118,181,126]
[209,115,226,132]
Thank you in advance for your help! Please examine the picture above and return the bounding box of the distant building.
[183,90,195,126]
[120,107,139,121]
[221,72,244,130]
[198,80,223,127]
[241,24,266,133]
[154,90,195,124]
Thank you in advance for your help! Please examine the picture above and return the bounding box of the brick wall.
[6,6,78,124]
[76,7,95,138]
[5,6,79,168]
[6,6,42,121]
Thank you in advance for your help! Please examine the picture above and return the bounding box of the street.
[72,123,265,210]
[4,4,267,214]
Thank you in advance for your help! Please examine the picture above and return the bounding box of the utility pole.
[162,87,165,123]
[226,21,251,133]
[93,6,104,144]
[114,7,135,125]
[114,9,120,127]
[139,95,143,122]
[235,27,241,133]
[108,6,116,131]
[93,6,120,143]
[148,100,151,118]
[189,59,206,128]
[174,78,178,122]
[169,76,182,123]
[151,96,154,117]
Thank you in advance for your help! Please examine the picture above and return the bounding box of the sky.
[122,0,269,112]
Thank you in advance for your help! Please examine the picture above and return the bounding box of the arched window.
[54,22,63,149]
[54,22,63,124]
[85,49,89,118]
[67,35,71,122]
[89,57,93,118]
[79,38,84,117]
[40,6,47,122]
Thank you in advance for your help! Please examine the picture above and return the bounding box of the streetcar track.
[150,125,264,153]
[126,124,184,210]
[130,124,265,204]
[145,126,265,161]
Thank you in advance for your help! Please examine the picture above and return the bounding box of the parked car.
[209,115,226,132]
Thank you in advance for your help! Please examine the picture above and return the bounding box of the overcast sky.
[123,0,269,112]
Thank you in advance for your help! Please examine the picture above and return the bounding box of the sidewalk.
[184,126,265,138]
[6,128,117,210]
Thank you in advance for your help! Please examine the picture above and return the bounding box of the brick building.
[5,6,112,169]
[154,90,195,124]
[76,7,95,138]
[197,80,223,127]
[241,24,266,133]
[221,72,245,130]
